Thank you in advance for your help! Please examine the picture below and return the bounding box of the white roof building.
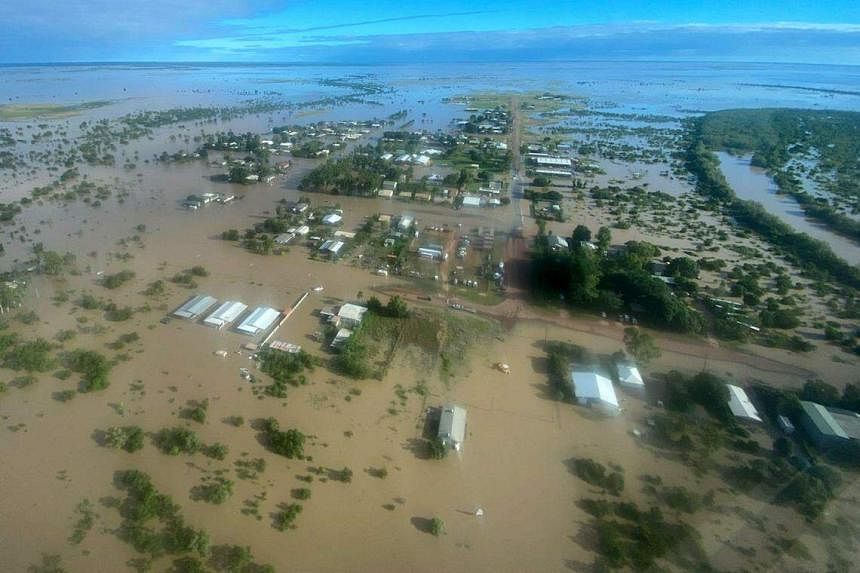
[236,306,281,336]
[203,301,248,329]
[617,363,644,391]
[378,189,394,199]
[461,195,481,207]
[331,328,353,348]
[319,239,345,256]
[322,213,342,225]
[571,370,620,416]
[535,156,572,167]
[438,404,467,450]
[549,235,569,251]
[726,384,762,423]
[274,233,295,245]
[338,303,368,327]
[173,294,217,320]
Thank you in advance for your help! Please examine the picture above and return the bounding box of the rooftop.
[800,401,849,439]
[726,384,762,422]
[571,371,619,408]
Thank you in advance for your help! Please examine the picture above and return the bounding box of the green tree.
[623,327,661,365]
[571,225,592,243]
[596,226,612,251]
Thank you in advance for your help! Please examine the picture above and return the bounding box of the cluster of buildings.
[172,294,282,338]
[319,302,369,349]
[183,192,235,210]
[527,152,574,178]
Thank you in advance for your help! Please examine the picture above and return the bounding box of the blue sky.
[0,0,858,63]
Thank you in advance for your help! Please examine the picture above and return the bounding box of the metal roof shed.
[726,384,762,423]
[571,371,620,416]
[617,363,644,391]
[438,404,467,450]
[173,295,218,320]
[203,301,248,329]
[236,306,281,336]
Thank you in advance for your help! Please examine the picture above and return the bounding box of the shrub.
[105,425,144,453]
[65,349,111,392]
[572,458,625,496]
[430,517,445,536]
[155,427,201,456]
[262,420,305,459]
[102,270,135,289]
[4,338,55,372]
[292,488,311,500]
[202,442,228,460]
[273,503,303,531]
[193,478,233,505]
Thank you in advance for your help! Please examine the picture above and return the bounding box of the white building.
[203,301,248,329]
[571,370,620,416]
[337,303,368,328]
[322,213,342,225]
[378,189,395,199]
[319,239,345,257]
[236,306,281,336]
[274,233,295,245]
[330,328,353,348]
[617,363,645,392]
[726,384,762,423]
[461,195,481,207]
[549,235,569,251]
[173,294,218,320]
[438,404,467,451]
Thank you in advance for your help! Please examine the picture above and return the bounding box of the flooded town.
[0,55,859,573]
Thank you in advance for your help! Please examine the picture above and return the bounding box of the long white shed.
[173,295,217,320]
[203,301,248,329]
[236,306,281,336]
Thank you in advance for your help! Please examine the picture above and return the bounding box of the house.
[203,301,248,329]
[382,180,398,192]
[236,306,281,336]
[571,370,620,416]
[287,202,309,214]
[438,404,467,451]
[337,303,368,328]
[330,328,353,349]
[617,363,644,392]
[726,384,762,423]
[322,213,342,225]
[378,189,395,199]
[799,401,856,450]
[380,153,394,161]
[319,239,345,257]
[418,245,445,261]
[173,294,218,320]
[274,233,295,245]
[548,235,569,251]
[397,214,415,231]
[461,195,481,208]
[287,225,310,236]
[414,155,431,166]
[268,340,301,354]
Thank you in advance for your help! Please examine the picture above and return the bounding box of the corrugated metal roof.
[571,371,619,408]
[727,384,762,422]
[173,294,217,319]
[801,401,849,439]
[438,404,467,447]
[204,301,247,328]
[236,306,280,335]
[617,364,644,387]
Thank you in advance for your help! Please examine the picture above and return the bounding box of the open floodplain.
[1,62,860,572]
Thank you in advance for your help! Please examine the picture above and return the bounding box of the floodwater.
[716,151,860,265]
[1,61,860,572]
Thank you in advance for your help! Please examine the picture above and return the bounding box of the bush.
[189,266,208,277]
[193,477,233,505]
[155,427,201,456]
[430,517,445,536]
[4,338,55,371]
[273,503,303,531]
[202,442,228,460]
[572,458,625,496]
[65,349,111,392]
[262,420,305,459]
[428,437,448,459]
[102,270,135,289]
[292,488,311,500]
[105,426,145,453]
